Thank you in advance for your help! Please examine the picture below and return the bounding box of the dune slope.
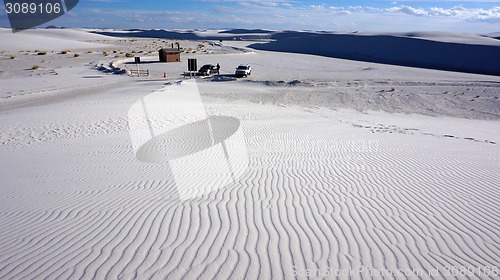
[249,33,500,76]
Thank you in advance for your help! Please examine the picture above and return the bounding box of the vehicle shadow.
[181,73,237,78]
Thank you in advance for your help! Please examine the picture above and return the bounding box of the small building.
[159,48,181,63]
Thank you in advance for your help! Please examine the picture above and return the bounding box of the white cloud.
[262,2,279,7]
[384,5,500,22]
[429,7,457,16]
[429,6,500,21]
[387,5,428,16]
[310,5,326,9]
[329,6,352,15]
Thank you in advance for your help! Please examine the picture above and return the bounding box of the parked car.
[198,64,217,76]
[235,64,251,77]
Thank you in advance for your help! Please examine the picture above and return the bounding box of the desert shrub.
[37,51,47,55]
[10,55,16,59]
[74,53,80,57]
[103,51,109,56]
[125,53,135,57]
[113,50,118,53]
[61,50,71,54]
[31,65,43,70]
[87,50,93,53]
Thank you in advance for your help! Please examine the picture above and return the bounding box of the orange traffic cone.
[163,72,166,78]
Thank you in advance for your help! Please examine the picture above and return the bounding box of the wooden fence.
[130,69,150,77]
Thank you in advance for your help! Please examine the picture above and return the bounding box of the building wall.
[159,51,180,62]
[167,53,180,62]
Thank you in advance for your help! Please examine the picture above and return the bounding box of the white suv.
[235,64,251,77]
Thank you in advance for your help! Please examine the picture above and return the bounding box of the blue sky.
[1,0,499,33]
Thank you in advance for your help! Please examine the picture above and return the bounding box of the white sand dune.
[248,32,500,76]
[0,28,115,51]
[0,29,499,279]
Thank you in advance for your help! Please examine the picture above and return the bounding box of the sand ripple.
[1,115,498,279]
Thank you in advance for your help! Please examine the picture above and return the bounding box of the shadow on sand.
[249,33,500,76]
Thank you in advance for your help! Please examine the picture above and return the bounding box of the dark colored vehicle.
[198,64,217,76]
